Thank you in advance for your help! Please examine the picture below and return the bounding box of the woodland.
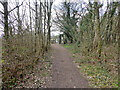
[0,0,120,88]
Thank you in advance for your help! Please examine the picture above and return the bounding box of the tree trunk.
[35,0,38,53]
[29,0,33,52]
[94,2,102,57]
[118,2,120,60]
[3,1,9,40]
[47,1,53,48]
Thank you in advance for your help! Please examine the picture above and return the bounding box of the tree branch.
[26,2,36,12]
[0,10,4,14]
[8,1,24,13]
[8,19,17,24]
[0,19,4,24]
[0,1,3,5]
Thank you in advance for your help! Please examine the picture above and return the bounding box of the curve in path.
[50,44,89,88]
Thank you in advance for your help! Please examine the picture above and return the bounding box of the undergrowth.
[64,43,118,88]
[2,36,52,88]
